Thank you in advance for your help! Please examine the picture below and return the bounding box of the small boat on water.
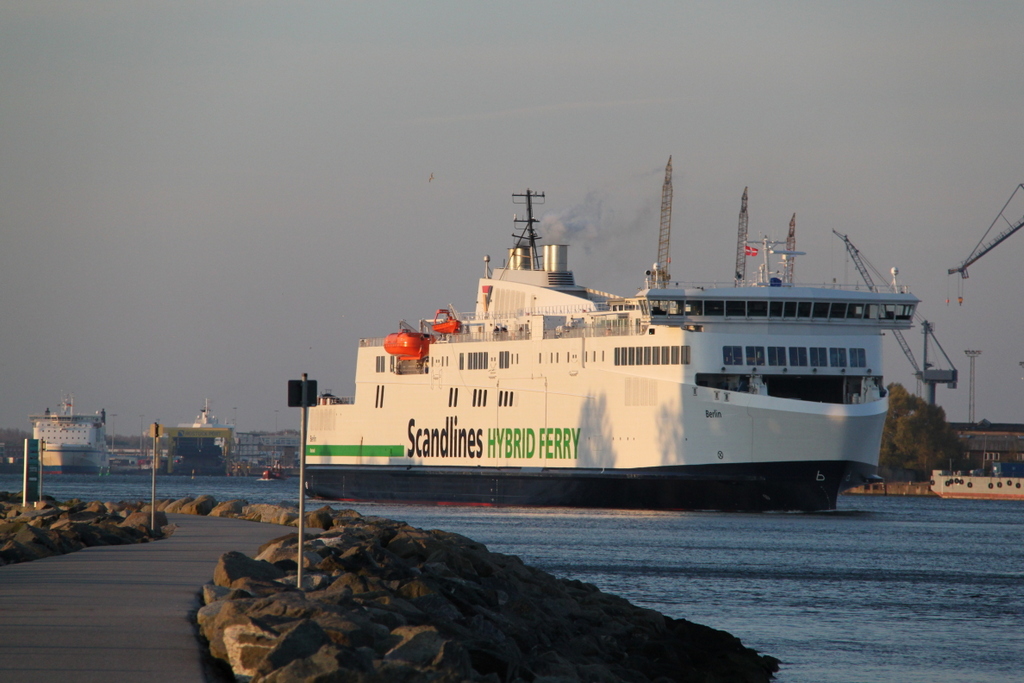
[259,466,288,481]
[930,463,1024,500]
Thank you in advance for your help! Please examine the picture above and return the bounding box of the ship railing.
[658,280,913,294]
[359,319,642,347]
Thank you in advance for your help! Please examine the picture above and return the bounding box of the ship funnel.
[508,247,533,270]
[543,244,568,272]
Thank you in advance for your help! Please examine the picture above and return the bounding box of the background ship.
[169,400,233,476]
[32,395,108,475]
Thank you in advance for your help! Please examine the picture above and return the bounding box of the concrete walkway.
[0,514,291,683]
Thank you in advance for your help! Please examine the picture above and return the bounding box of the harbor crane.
[734,187,749,285]
[948,184,1024,301]
[832,230,957,405]
[733,188,797,285]
[653,156,673,288]
[784,213,796,284]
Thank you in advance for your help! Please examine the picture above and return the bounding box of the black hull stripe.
[307,461,877,512]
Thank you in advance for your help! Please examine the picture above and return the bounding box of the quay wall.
[843,482,935,496]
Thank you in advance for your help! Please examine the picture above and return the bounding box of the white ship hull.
[41,445,108,475]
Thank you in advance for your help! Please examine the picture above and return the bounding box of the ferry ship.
[306,186,918,511]
[31,396,109,475]
[170,400,234,476]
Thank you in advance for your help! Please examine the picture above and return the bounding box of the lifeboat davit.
[384,331,433,361]
[432,308,462,335]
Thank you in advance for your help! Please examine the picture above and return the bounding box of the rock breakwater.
[195,504,780,683]
[0,492,168,566]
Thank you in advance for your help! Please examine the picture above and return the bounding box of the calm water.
[2,474,1021,683]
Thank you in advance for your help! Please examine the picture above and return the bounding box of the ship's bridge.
[640,284,918,328]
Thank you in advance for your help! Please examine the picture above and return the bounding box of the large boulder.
[179,495,218,516]
[213,550,286,588]
[241,504,298,526]
[304,505,335,530]
[209,499,248,518]
[119,511,168,531]
[163,497,195,514]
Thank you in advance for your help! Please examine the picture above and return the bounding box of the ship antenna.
[512,189,545,269]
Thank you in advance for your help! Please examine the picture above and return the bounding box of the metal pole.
[150,423,158,529]
[965,350,981,423]
[297,373,308,590]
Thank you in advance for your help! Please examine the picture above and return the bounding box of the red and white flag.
[745,245,758,257]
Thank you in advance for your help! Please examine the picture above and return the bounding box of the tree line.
[879,383,962,478]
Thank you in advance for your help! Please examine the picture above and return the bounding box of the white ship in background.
[31,395,108,475]
[305,172,918,511]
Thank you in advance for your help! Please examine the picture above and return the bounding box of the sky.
[2,2,1022,435]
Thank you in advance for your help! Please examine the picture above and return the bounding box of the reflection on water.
[2,474,1020,683]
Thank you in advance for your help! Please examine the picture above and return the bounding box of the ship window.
[459,353,465,370]
[614,348,621,365]
[783,301,798,318]
[376,356,386,373]
[767,346,787,366]
[723,345,742,365]
[880,305,895,320]
[797,302,812,318]
[850,348,866,367]
[746,346,766,366]
[662,346,670,364]
[809,347,828,367]
[865,304,879,319]
[602,351,605,362]
[789,347,808,366]
[812,302,830,319]
[829,348,847,367]
[726,300,746,317]
[896,304,914,321]
[748,300,768,317]
[681,345,691,364]
[830,303,848,319]
[628,347,636,365]
[769,301,783,317]
[848,303,866,319]
[499,350,511,369]
[651,346,660,365]
[643,347,652,364]
[704,300,725,316]
[685,300,703,315]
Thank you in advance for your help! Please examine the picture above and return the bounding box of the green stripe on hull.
[307,444,405,458]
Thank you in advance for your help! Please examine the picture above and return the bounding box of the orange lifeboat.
[432,308,462,335]
[383,331,433,361]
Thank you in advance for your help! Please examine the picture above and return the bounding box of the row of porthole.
[936,478,1021,489]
